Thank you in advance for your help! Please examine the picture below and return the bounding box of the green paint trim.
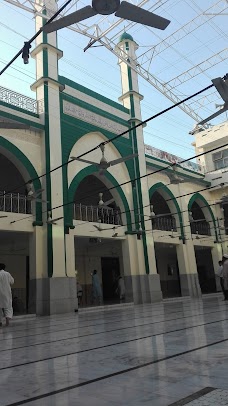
[146,155,206,178]
[68,166,132,231]
[61,94,130,128]
[149,182,184,240]
[44,78,53,278]
[0,136,42,222]
[0,102,40,120]
[59,75,129,114]
[188,192,218,239]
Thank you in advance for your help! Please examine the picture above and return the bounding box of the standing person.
[0,263,14,327]
[92,270,102,305]
[116,276,125,301]
[222,254,228,301]
[217,260,225,300]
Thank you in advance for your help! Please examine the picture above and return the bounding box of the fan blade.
[103,198,114,206]
[43,6,97,33]
[109,153,138,167]
[34,199,49,203]
[50,216,63,222]
[70,156,97,165]
[0,215,7,218]
[115,2,170,30]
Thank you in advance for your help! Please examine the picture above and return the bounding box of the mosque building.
[0,23,227,315]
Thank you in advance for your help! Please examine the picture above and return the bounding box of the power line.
[0,0,73,76]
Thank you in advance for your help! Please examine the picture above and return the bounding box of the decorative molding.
[0,86,37,114]
[63,100,129,138]
[3,132,41,146]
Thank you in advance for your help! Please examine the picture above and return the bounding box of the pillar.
[116,33,162,303]
[30,0,76,314]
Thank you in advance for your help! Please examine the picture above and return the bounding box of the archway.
[149,183,183,298]
[0,138,42,315]
[188,193,217,294]
[69,169,132,308]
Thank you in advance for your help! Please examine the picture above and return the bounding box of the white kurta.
[0,269,14,309]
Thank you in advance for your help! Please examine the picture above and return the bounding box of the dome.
[119,32,134,42]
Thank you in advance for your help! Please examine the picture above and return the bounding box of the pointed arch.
[188,192,217,239]
[0,136,42,223]
[149,182,184,239]
[67,165,132,231]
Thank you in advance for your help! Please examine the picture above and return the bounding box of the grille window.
[212,149,228,170]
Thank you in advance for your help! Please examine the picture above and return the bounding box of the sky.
[0,0,228,161]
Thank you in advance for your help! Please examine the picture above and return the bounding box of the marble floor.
[1,296,228,405]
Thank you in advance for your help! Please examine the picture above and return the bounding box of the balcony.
[73,204,122,226]
[0,192,31,214]
[190,221,211,236]
[152,216,177,232]
[0,86,39,114]
[145,144,204,174]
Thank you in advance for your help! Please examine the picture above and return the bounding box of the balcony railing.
[73,204,122,225]
[145,144,204,174]
[0,192,31,214]
[152,216,177,232]
[0,86,38,114]
[190,221,211,236]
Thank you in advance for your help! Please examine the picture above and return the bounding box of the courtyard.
[1,296,228,405]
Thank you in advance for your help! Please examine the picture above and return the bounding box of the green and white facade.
[0,23,227,315]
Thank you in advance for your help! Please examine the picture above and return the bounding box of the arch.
[0,136,42,223]
[188,192,217,239]
[149,182,184,239]
[67,165,132,231]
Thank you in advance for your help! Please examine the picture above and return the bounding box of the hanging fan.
[167,166,186,184]
[27,183,48,203]
[112,227,118,237]
[46,211,63,225]
[98,192,114,209]
[71,144,138,175]
[43,0,170,34]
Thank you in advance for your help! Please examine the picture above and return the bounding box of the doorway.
[101,257,120,303]
[155,243,181,298]
[194,246,217,294]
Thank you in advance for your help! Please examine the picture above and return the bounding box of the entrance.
[195,246,217,294]
[101,257,120,303]
[155,243,181,298]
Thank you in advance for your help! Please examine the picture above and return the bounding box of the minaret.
[116,33,162,302]
[29,0,76,314]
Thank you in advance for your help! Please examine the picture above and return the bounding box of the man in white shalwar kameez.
[0,263,14,327]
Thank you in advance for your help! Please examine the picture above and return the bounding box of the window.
[212,149,228,170]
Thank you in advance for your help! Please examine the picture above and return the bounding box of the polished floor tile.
[1,296,228,405]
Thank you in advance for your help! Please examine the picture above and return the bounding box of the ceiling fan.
[27,183,48,203]
[43,0,170,34]
[71,144,138,175]
[46,211,63,225]
[98,192,114,209]
[93,220,103,232]
[166,165,187,185]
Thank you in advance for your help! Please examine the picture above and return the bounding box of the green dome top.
[119,32,134,42]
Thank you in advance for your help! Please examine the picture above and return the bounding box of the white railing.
[145,144,205,174]
[0,192,31,214]
[0,86,38,114]
[73,204,122,225]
